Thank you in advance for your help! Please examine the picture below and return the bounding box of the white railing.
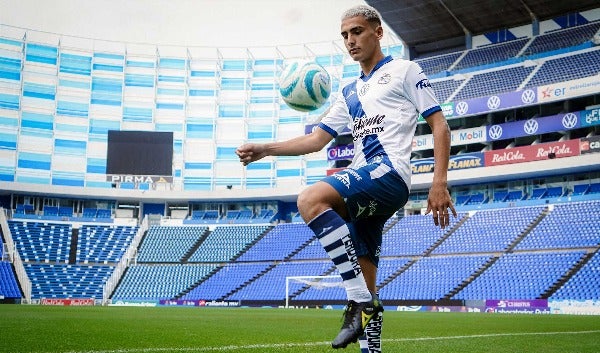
[102,215,148,304]
[0,208,32,303]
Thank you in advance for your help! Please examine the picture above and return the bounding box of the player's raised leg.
[298,182,381,348]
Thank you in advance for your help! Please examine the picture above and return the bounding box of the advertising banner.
[327,144,355,161]
[454,89,537,117]
[411,153,484,174]
[581,107,600,128]
[486,112,581,141]
[580,135,600,154]
[159,299,241,307]
[486,299,548,308]
[537,75,600,104]
[484,139,580,166]
[41,298,95,306]
[485,299,549,314]
[326,167,346,176]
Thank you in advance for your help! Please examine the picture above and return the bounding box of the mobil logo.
[458,129,483,141]
[412,136,429,147]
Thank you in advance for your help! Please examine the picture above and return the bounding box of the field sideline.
[1,305,599,353]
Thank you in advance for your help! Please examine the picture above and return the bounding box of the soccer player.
[236,4,457,350]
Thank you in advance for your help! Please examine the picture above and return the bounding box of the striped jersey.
[318,55,441,190]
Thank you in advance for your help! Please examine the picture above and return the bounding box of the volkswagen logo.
[523,119,539,135]
[488,125,503,140]
[487,96,501,110]
[455,101,469,115]
[521,89,536,104]
[562,113,578,129]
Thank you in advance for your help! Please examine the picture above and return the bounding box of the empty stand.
[187,225,270,262]
[453,65,535,101]
[515,201,600,250]
[136,225,208,263]
[455,251,586,300]
[431,207,544,254]
[523,21,600,56]
[524,49,600,88]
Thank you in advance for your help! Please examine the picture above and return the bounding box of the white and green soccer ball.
[279,60,332,112]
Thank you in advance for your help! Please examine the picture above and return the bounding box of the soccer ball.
[279,60,332,112]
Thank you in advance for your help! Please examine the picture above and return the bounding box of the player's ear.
[376,25,383,39]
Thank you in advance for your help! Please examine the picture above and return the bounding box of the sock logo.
[367,313,383,353]
[342,234,361,277]
[318,226,333,237]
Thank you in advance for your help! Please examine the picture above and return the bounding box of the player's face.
[340,15,382,62]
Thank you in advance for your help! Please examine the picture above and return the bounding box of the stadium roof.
[366,0,599,55]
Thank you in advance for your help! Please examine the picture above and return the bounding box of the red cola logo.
[536,144,571,158]
[491,150,525,163]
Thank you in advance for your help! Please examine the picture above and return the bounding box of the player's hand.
[236,143,267,166]
[425,183,457,229]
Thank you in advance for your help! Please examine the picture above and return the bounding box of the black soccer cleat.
[331,293,384,349]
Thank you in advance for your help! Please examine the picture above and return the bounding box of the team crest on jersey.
[378,73,391,84]
[359,83,370,96]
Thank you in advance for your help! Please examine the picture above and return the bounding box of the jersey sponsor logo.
[378,73,391,84]
[353,114,385,141]
[415,78,431,89]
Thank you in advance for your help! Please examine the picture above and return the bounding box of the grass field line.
[63,330,600,353]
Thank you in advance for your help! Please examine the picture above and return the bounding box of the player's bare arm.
[236,127,332,166]
[424,111,457,228]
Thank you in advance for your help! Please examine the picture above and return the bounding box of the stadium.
[0,0,599,352]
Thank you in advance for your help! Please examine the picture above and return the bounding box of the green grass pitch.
[1,305,599,353]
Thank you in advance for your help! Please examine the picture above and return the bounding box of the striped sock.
[359,311,383,353]
[307,209,371,302]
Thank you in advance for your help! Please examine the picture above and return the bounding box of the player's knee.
[297,188,323,221]
[296,189,311,219]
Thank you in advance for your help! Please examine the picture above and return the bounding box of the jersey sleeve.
[403,62,441,119]
[318,91,352,138]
